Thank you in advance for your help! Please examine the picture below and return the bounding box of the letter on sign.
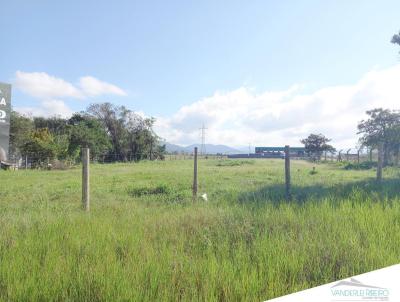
[0,83,12,161]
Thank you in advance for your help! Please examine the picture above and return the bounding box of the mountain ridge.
[163,142,243,154]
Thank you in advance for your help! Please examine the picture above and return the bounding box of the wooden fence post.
[377,142,383,182]
[82,147,90,211]
[284,145,291,200]
[192,147,198,200]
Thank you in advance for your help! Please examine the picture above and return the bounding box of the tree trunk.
[394,146,400,167]
[383,142,389,166]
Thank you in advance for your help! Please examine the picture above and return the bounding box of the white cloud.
[14,71,127,118]
[15,99,73,118]
[155,64,400,149]
[79,76,127,97]
[15,71,84,99]
[15,71,127,100]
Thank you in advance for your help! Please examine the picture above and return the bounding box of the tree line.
[10,103,166,167]
[10,105,400,167]
[300,108,400,166]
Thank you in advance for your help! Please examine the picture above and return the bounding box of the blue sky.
[1,0,400,147]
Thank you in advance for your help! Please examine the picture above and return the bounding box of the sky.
[1,0,400,149]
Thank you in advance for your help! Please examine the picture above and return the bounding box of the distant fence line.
[3,148,380,171]
[3,152,228,170]
[226,151,375,162]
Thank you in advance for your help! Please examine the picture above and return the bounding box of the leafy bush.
[344,161,377,170]
[216,160,255,167]
[127,183,171,197]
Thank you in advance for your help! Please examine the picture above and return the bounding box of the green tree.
[153,144,166,160]
[125,114,161,160]
[67,114,111,160]
[301,133,335,161]
[34,116,68,135]
[392,31,400,48]
[86,103,129,160]
[86,103,165,161]
[23,116,73,161]
[9,111,34,156]
[20,128,57,167]
[357,108,400,166]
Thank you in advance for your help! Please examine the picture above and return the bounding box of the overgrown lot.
[0,159,399,301]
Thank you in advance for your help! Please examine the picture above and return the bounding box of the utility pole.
[199,123,207,156]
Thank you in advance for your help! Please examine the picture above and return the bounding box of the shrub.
[344,161,376,170]
[216,160,255,167]
[309,167,318,175]
[127,183,171,197]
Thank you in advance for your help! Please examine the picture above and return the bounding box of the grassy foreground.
[0,159,400,301]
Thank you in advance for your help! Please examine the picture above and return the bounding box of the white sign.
[0,82,11,161]
[266,264,400,302]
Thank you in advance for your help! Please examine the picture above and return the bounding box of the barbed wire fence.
[5,151,227,170]
[3,145,381,171]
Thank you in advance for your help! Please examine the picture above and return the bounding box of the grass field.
[1,159,400,301]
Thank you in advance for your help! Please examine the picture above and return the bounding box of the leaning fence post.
[377,142,383,182]
[284,145,291,200]
[192,147,198,200]
[82,147,90,211]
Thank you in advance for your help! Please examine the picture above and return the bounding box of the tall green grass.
[0,159,399,301]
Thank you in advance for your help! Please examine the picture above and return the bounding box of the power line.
[199,123,207,156]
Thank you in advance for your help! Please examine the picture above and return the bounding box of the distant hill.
[164,142,186,153]
[163,142,241,154]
